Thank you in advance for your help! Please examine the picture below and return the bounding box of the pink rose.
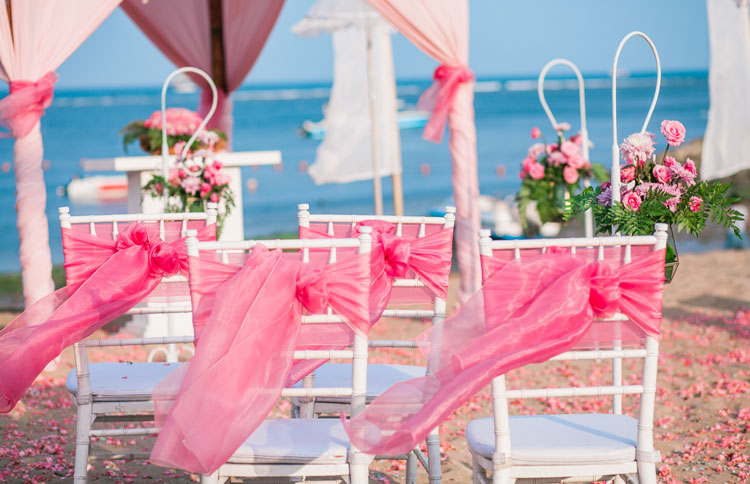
[528,162,545,180]
[664,156,676,169]
[660,120,686,146]
[546,143,558,154]
[519,169,527,180]
[548,151,567,165]
[530,127,541,139]
[209,193,220,203]
[563,166,579,184]
[620,165,636,183]
[554,122,571,132]
[200,182,212,198]
[528,143,545,158]
[567,154,586,169]
[569,133,583,145]
[560,140,580,158]
[652,164,672,184]
[522,156,536,172]
[688,196,703,213]
[622,191,642,211]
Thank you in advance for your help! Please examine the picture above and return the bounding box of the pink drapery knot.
[381,234,411,278]
[296,265,330,314]
[115,224,182,278]
[417,64,474,143]
[0,72,58,139]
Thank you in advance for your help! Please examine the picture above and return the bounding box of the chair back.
[477,224,668,468]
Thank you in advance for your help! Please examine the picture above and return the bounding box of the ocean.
[0,72,710,272]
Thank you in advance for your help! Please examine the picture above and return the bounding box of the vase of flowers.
[121,108,226,155]
[517,124,607,235]
[142,130,235,236]
[565,119,745,282]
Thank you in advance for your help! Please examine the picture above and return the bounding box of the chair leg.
[637,461,657,484]
[471,454,484,484]
[405,451,417,484]
[426,426,442,484]
[349,461,368,484]
[200,471,219,484]
[73,402,93,484]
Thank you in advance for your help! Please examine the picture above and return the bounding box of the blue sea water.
[0,72,710,272]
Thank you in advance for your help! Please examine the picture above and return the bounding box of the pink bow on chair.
[0,72,58,138]
[417,64,474,143]
[0,222,215,413]
[151,246,370,474]
[344,250,666,456]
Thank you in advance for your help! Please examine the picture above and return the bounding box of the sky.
[55,0,711,89]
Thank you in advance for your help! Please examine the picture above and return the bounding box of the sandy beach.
[0,248,747,483]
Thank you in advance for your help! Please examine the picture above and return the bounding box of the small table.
[80,150,282,241]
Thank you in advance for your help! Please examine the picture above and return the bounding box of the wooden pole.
[392,173,404,216]
[365,26,384,215]
[208,0,228,92]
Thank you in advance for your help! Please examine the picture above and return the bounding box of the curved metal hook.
[611,31,661,204]
[538,59,594,237]
[160,67,218,209]
[538,58,590,163]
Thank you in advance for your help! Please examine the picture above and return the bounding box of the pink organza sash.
[150,246,370,474]
[0,72,58,138]
[0,222,215,413]
[417,65,474,143]
[344,249,666,455]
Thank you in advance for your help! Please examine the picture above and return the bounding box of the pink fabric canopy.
[366,0,482,301]
[121,0,285,144]
[0,0,123,305]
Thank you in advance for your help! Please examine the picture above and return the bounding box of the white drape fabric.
[702,0,750,179]
[293,0,401,184]
[0,0,122,305]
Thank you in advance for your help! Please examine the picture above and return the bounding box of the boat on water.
[58,175,128,203]
[300,109,429,140]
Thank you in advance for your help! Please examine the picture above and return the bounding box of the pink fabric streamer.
[0,72,57,138]
[0,222,215,413]
[417,65,474,143]
[344,249,666,455]
[150,246,370,474]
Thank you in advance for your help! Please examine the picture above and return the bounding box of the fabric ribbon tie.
[589,262,621,318]
[381,234,411,278]
[0,72,58,138]
[115,224,181,278]
[296,265,330,313]
[417,64,474,143]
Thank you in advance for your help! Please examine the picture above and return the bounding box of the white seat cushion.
[229,419,349,465]
[295,363,425,401]
[466,414,638,466]
[65,362,182,401]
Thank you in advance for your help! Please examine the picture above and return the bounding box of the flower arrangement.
[142,130,235,234]
[565,119,744,280]
[517,123,607,232]
[121,108,226,154]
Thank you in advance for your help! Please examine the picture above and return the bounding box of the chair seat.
[294,363,424,402]
[466,414,638,466]
[65,362,182,401]
[229,418,349,465]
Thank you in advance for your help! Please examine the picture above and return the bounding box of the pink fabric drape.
[0,222,216,413]
[150,246,370,474]
[121,0,285,142]
[0,0,122,305]
[366,0,481,302]
[344,249,666,455]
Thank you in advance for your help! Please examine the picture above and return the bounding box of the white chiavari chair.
[466,225,668,484]
[294,203,456,484]
[60,205,217,484]
[188,231,373,484]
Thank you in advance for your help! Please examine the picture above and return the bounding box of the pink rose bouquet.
[121,108,227,155]
[516,124,607,230]
[566,118,743,239]
[143,129,235,235]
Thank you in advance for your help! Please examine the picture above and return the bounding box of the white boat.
[60,175,128,202]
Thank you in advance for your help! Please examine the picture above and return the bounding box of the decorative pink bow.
[115,224,183,278]
[0,72,58,138]
[417,64,474,143]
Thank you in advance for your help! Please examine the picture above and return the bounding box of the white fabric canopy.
[702,0,750,180]
[293,0,401,184]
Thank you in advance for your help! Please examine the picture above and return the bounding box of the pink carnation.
[664,197,680,213]
[200,182,212,198]
[667,158,696,186]
[530,127,541,139]
[684,158,697,176]
[560,140,580,158]
[652,164,672,184]
[548,151,567,166]
[180,176,202,195]
[620,165,636,183]
[144,108,204,136]
[563,165,579,184]
[688,196,703,213]
[620,132,656,165]
[528,162,545,180]
[622,191,642,211]
[660,119,686,147]
[528,143,545,159]
[522,156,536,172]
